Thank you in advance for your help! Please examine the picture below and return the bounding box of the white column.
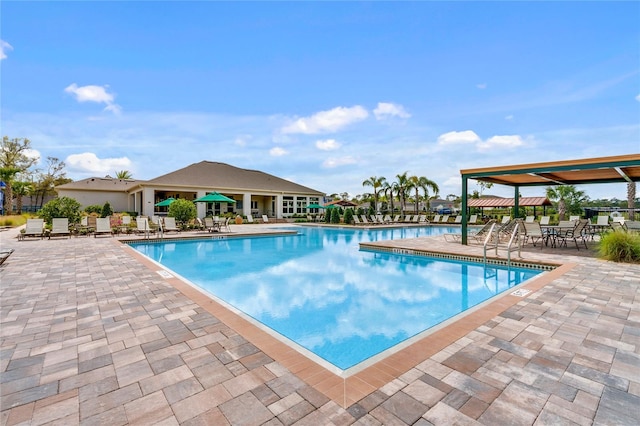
[276,194,283,219]
[243,193,251,217]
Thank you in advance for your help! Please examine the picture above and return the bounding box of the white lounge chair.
[525,216,535,223]
[136,217,152,237]
[453,215,463,224]
[262,215,269,223]
[163,217,180,233]
[468,214,478,224]
[431,215,440,224]
[246,214,254,223]
[50,218,70,239]
[94,217,113,237]
[539,216,550,225]
[23,218,45,239]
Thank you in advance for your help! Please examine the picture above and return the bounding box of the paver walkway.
[1,224,639,425]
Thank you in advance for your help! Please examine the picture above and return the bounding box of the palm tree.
[394,172,411,215]
[410,176,439,214]
[382,181,395,213]
[546,185,586,221]
[628,182,636,221]
[11,181,33,214]
[362,176,386,213]
[115,170,133,179]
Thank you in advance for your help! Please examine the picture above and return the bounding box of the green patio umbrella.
[193,192,236,203]
[306,203,325,209]
[155,197,176,207]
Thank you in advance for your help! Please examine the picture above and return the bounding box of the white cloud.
[505,115,514,120]
[315,139,341,151]
[477,135,525,151]
[437,130,481,145]
[476,83,487,89]
[66,152,131,174]
[270,147,288,156]
[281,106,368,134]
[0,40,13,60]
[373,102,411,120]
[322,156,357,168]
[64,83,122,114]
[636,93,640,102]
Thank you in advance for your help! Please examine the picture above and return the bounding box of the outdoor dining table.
[541,223,577,248]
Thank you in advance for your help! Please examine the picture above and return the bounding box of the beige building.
[56,161,326,219]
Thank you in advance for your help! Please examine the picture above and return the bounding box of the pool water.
[130,226,541,370]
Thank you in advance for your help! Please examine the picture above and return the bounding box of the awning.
[466,197,553,208]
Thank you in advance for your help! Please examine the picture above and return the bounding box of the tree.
[628,182,636,221]
[1,136,39,214]
[394,172,411,215]
[362,176,386,213]
[546,185,588,220]
[33,157,69,209]
[343,208,354,225]
[101,201,113,218]
[411,176,439,213]
[330,207,341,223]
[168,199,197,224]
[477,181,494,196]
[115,170,133,179]
[11,181,33,214]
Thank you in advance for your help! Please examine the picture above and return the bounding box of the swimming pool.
[129,226,542,371]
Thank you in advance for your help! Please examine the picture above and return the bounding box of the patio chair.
[204,217,219,232]
[521,220,546,248]
[468,214,478,224]
[163,217,180,233]
[555,219,589,250]
[500,215,511,224]
[431,214,440,224]
[569,215,581,222]
[22,218,45,240]
[441,215,450,224]
[525,216,535,223]
[94,217,113,237]
[262,215,269,223]
[453,215,462,224]
[135,217,153,237]
[539,216,550,225]
[50,218,71,239]
[624,221,640,232]
[246,214,254,223]
[221,217,232,232]
[418,215,429,223]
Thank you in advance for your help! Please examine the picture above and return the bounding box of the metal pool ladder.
[483,220,523,266]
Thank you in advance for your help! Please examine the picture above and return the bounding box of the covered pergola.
[467,196,553,217]
[459,154,640,244]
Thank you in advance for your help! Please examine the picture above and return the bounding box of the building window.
[283,196,294,215]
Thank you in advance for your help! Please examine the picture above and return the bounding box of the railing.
[483,221,523,266]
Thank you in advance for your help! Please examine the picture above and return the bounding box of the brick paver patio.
[1,224,639,425]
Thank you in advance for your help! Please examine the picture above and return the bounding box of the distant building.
[56,161,325,219]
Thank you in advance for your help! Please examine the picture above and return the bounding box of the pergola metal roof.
[461,154,640,187]
[458,154,640,244]
[467,197,553,208]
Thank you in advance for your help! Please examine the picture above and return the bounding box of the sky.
[1,1,639,202]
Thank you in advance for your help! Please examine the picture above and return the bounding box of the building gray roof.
[56,177,143,192]
[144,161,324,195]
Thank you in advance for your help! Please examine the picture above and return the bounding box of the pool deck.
[1,223,639,425]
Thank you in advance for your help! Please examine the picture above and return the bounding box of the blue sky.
[2,1,639,201]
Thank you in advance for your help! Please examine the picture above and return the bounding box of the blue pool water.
[130,226,542,370]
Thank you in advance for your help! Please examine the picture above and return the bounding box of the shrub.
[85,204,102,214]
[330,207,341,224]
[325,209,332,223]
[39,197,82,225]
[598,230,640,263]
[101,202,113,218]
[344,208,354,225]
[168,199,197,224]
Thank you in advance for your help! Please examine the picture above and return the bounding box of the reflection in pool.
[130,226,541,370]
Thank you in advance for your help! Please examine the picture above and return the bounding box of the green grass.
[598,230,640,263]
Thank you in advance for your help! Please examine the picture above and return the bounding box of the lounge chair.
[135,217,153,237]
[163,217,180,233]
[220,217,232,232]
[94,218,113,237]
[262,215,269,223]
[468,214,478,224]
[569,215,580,222]
[453,215,462,224]
[624,221,640,232]
[392,215,401,223]
[419,215,429,224]
[431,215,440,224]
[441,215,450,224]
[246,214,254,223]
[525,216,535,223]
[539,216,550,225]
[411,215,420,223]
[0,248,14,265]
[403,215,413,223]
[500,216,511,224]
[22,218,45,239]
[50,218,71,239]
[444,219,496,243]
